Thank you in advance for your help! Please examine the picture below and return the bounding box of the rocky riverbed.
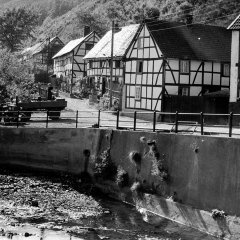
[0,168,107,239]
[0,168,217,240]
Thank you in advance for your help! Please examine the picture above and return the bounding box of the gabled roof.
[84,24,140,60]
[22,37,64,56]
[53,32,94,59]
[228,14,240,30]
[146,20,231,62]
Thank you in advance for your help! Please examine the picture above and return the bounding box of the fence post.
[98,110,101,128]
[229,112,233,137]
[133,111,137,131]
[200,112,204,135]
[116,110,120,130]
[17,111,19,128]
[153,111,156,132]
[46,110,49,128]
[76,110,78,128]
[175,111,178,133]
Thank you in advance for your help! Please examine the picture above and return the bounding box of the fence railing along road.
[0,110,239,138]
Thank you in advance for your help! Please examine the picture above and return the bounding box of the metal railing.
[0,110,239,138]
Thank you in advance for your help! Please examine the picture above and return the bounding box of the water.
[0,198,217,240]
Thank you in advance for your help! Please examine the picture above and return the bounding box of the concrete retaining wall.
[1,128,240,238]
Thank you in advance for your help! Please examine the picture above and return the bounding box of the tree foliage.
[0,8,38,51]
[0,48,35,101]
[0,0,240,45]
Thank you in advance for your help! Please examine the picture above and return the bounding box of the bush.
[211,209,226,220]
[93,148,117,181]
[115,166,129,188]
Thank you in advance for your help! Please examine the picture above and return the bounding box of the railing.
[0,110,239,138]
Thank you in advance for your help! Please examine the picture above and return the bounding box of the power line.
[112,11,237,33]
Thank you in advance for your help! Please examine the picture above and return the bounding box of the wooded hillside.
[0,0,239,47]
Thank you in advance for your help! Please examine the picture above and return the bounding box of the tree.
[0,48,35,102]
[76,8,109,36]
[0,8,39,52]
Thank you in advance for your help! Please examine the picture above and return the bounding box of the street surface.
[0,94,240,138]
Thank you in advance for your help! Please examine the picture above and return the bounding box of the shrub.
[115,166,129,188]
[130,181,143,193]
[211,209,226,220]
[93,148,117,180]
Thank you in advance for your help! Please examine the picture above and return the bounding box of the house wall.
[86,59,124,99]
[165,59,230,96]
[230,31,240,102]
[124,24,164,112]
[53,32,99,92]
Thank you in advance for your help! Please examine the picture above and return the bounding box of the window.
[100,60,103,68]
[180,60,190,74]
[114,77,119,82]
[221,63,230,77]
[178,86,189,96]
[115,60,121,68]
[135,86,141,100]
[89,60,93,69]
[136,61,143,74]
[86,43,94,51]
[137,37,144,49]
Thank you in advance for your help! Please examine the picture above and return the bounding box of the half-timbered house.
[228,15,240,109]
[22,37,64,72]
[123,20,231,116]
[52,31,99,94]
[83,24,140,107]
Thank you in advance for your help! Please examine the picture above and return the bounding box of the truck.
[0,86,67,123]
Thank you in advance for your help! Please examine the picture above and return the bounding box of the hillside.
[0,0,239,47]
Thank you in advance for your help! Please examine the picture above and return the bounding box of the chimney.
[84,26,91,36]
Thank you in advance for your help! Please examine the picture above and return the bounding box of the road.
[1,94,240,138]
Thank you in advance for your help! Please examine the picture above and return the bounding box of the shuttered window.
[135,86,141,100]
[221,63,230,77]
[136,61,143,74]
[180,60,190,74]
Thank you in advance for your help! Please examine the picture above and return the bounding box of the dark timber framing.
[53,32,100,91]
[123,22,230,112]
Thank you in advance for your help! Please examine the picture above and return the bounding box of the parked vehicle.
[0,86,67,123]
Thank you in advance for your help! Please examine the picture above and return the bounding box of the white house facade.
[83,24,140,105]
[123,20,231,113]
[53,31,100,93]
[228,14,240,103]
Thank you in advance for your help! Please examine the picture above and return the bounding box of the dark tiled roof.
[147,21,231,62]
[22,37,64,56]
[228,14,240,30]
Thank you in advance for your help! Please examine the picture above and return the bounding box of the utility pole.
[46,37,50,83]
[109,20,115,108]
